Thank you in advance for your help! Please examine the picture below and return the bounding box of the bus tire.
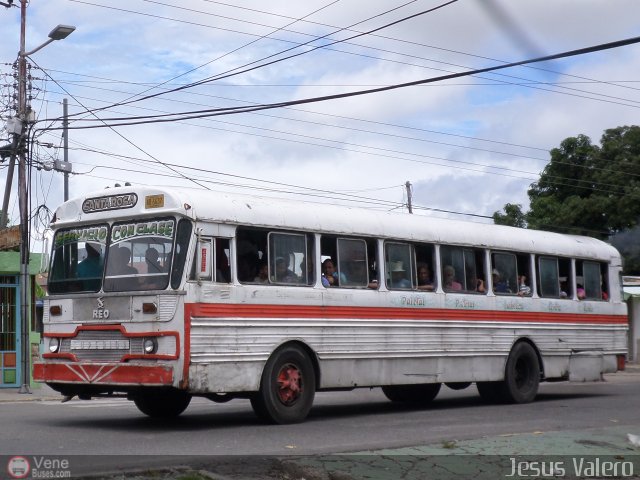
[251,345,316,424]
[502,341,540,403]
[477,342,540,404]
[133,389,191,418]
[381,383,441,403]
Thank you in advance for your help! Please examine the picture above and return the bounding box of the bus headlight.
[143,338,157,354]
[49,338,60,353]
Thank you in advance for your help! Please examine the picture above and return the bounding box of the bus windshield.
[49,224,109,294]
[104,219,175,292]
[49,218,182,294]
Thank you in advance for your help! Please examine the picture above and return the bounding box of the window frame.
[384,241,415,291]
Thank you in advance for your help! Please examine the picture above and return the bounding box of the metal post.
[405,181,413,214]
[63,98,69,201]
[17,0,31,394]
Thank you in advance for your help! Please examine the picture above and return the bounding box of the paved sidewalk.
[0,383,62,402]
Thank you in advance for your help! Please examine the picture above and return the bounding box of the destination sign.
[82,193,138,213]
[111,220,174,242]
[54,226,108,247]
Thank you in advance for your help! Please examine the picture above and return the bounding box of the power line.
[35,82,640,191]
[26,58,211,191]
[65,0,640,113]
[67,0,459,116]
[50,34,640,130]
[96,0,343,117]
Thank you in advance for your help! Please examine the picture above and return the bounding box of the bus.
[34,186,628,423]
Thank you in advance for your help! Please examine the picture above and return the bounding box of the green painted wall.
[0,252,43,275]
[0,251,44,388]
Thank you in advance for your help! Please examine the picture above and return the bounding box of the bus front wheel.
[382,383,441,403]
[251,345,316,424]
[133,389,191,418]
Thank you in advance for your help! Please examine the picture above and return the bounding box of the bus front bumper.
[33,361,174,387]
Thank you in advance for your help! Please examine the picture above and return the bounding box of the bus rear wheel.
[382,383,441,403]
[251,345,316,424]
[133,389,191,418]
[477,342,540,404]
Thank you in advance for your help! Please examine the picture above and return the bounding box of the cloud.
[0,0,639,230]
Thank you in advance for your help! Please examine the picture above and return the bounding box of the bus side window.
[268,231,307,285]
[415,243,436,291]
[537,256,560,298]
[440,245,485,294]
[236,228,265,283]
[385,242,414,290]
[491,252,517,295]
[337,238,374,288]
[577,260,605,300]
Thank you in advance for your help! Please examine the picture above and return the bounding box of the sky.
[1,0,640,244]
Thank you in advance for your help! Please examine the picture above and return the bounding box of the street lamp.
[12,1,75,394]
[23,25,76,56]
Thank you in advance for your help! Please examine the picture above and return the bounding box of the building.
[0,251,43,388]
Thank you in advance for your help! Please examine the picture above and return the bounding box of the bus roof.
[53,185,620,262]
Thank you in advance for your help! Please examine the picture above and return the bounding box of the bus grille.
[60,330,143,362]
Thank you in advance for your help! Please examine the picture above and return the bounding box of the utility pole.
[12,1,75,393]
[405,181,413,214]
[17,0,30,394]
[57,98,72,201]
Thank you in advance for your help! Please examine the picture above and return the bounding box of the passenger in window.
[389,261,411,289]
[254,260,268,283]
[275,257,298,283]
[517,275,531,296]
[475,277,486,293]
[492,269,511,293]
[443,265,462,291]
[78,243,104,279]
[109,246,137,276]
[321,259,339,287]
[417,263,434,291]
[576,284,586,300]
[145,247,163,274]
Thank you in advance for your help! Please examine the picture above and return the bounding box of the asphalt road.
[1,372,639,478]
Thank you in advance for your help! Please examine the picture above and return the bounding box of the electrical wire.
[49,34,640,130]
[66,0,459,116]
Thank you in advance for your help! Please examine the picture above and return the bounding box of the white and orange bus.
[34,186,628,423]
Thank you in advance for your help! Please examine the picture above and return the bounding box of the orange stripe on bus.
[185,303,627,325]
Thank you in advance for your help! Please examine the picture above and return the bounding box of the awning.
[623,285,640,300]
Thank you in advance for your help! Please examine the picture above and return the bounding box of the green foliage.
[493,203,526,228]
[495,125,640,273]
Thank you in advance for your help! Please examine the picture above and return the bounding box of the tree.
[494,125,640,273]
[492,203,526,228]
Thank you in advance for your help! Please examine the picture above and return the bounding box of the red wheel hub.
[276,363,302,405]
